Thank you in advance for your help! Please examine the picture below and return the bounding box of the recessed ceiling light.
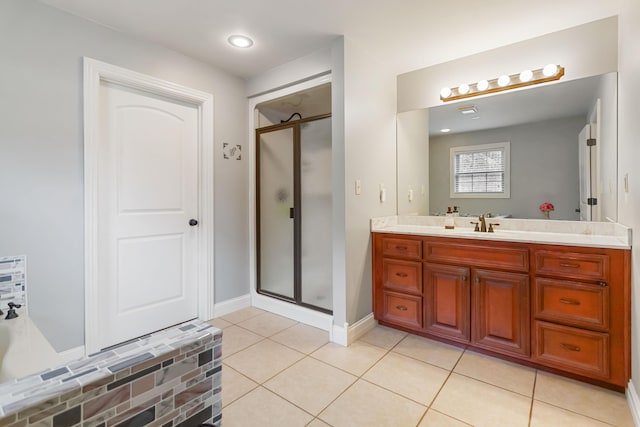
[441,128,451,133]
[227,35,254,48]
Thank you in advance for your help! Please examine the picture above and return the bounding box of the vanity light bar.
[440,64,565,102]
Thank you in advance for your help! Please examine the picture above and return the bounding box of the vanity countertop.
[371,216,632,249]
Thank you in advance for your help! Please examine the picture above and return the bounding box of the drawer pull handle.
[395,272,409,278]
[559,298,580,305]
[396,305,408,311]
[395,245,408,251]
[561,343,581,352]
[559,262,580,268]
[598,281,608,287]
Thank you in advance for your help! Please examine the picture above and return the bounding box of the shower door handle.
[289,207,295,219]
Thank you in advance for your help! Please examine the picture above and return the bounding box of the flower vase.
[542,211,550,219]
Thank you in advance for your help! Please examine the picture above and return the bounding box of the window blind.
[453,148,505,194]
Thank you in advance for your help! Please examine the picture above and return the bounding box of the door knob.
[189,219,198,226]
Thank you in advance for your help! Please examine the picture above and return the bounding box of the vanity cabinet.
[531,247,628,385]
[423,263,470,342]
[472,269,530,358]
[376,237,423,331]
[372,232,631,389]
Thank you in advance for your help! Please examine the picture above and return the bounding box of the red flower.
[539,202,555,212]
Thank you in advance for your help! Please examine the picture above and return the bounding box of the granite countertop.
[371,216,632,249]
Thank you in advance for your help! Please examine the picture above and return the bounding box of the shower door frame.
[255,113,332,315]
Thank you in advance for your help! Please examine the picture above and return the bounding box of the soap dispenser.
[445,206,455,230]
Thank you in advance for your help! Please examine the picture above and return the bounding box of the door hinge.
[587,198,598,206]
[587,138,596,146]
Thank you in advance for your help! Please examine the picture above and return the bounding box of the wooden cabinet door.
[424,263,470,342]
[472,269,530,357]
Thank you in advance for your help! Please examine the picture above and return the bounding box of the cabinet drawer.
[381,237,422,260]
[381,291,423,330]
[425,241,528,272]
[534,321,609,378]
[382,259,422,294]
[534,278,609,331]
[534,250,609,283]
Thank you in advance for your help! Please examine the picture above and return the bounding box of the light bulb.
[440,87,452,98]
[476,80,489,91]
[497,75,510,87]
[440,128,451,133]
[519,69,533,82]
[543,64,558,77]
[458,83,470,95]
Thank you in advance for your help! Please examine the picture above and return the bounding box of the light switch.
[355,179,362,195]
[408,189,414,202]
[379,184,386,203]
[624,173,629,193]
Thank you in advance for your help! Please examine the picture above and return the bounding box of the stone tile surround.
[0,320,222,427]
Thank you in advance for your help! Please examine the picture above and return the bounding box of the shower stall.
[256,113,332,313]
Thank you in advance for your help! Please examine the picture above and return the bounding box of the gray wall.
[342,37,397,325]
[0,0,248,351]
[618,0,640,399]
[429,117,585,220]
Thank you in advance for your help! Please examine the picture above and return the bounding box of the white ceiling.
[39,0,619,80]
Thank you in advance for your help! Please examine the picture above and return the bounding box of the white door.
[96,81,199,350]
[578,124,594,221]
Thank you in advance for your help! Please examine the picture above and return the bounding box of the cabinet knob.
[598,281,608,287]
[395,272,409,278]
[461,276,467,281]
[189,219,198,226]
[395,305,408,311]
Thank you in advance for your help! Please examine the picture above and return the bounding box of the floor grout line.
[220,308,630,426]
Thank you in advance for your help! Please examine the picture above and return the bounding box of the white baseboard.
[213,294,251,318]
[251,293,333,331]
[331,322,348,346]
[214,294,376,348]
[58,345,86,361]
[627,380,640,427]
[331,313,377,347]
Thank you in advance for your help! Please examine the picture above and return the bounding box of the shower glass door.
[256,114,332,313]
[300,118,332,310]
[257,127,295,299]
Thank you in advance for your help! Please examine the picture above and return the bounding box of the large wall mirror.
[397,72,618,222]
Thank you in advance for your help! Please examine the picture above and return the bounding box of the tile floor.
[208,307,635,427]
